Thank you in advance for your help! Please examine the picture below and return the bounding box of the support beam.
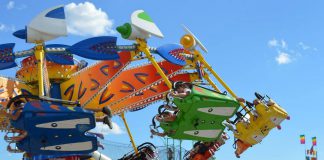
[203,73,221,92]
[120,112,138,154]
[136,39,173,89]
[193,50,252,116]
[34,43,45,96]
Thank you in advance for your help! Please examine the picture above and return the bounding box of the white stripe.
[35,118,90,129]
[197,107,236,116]
[184,129,222,138]
[41,141,93,151]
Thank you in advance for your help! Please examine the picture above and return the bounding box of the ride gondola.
[152,82,240,141]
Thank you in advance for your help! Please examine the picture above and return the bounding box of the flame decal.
[78,81,87,99]
[99,88,115,104]
[120,81,135,93]
[64,84,75,101]
[134,73,149,84]
[100,65,109,76]
[90,79,100,91]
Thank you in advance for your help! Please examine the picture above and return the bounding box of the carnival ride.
[225,92,290,158]
[0,5,289,160]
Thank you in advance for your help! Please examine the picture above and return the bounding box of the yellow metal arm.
[202,73,221,92]
[136,39,173,89]
[193,50,252,115]
[34,44,45,96]
[120,112,138,154]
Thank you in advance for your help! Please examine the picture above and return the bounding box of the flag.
[312,137,317,146]
[300,135,306,144]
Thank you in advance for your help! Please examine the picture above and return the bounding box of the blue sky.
[1,0,323,159]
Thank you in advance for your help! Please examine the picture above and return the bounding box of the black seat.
[233,112,244,124]
[255,92,264,100]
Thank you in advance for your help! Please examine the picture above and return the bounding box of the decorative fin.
[156,44,186,66]
[67,36,119,60]
[46,44,74,65]
[0,43,17,70]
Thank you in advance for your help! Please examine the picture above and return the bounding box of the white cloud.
[298,42,318,52]
[65,2,114,36]
[268,39,279,48]
[298,42,310,50]
[275,52,292,65]
[268,38,319,65]
[0,23,15,32]
[281,40,287,49]
[93,122,125,135]
[6,1,15,10]
[268,38,287,49]
[269,38,293,64]
[0,24,5,31]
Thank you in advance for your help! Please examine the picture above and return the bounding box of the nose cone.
[116,23,132,39]
[13,29,27,40]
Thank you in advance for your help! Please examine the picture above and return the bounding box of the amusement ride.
[0,5,290,160]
